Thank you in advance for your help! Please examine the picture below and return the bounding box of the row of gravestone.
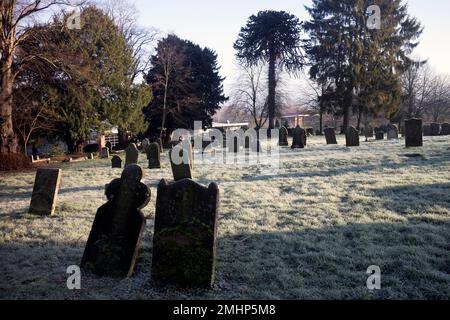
[278,119,424,148]
[28,162,217,288]
[423,123,450,136]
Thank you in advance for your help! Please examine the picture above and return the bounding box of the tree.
[144,35,227,142]
[234,10,304,131]
[0,0,84,154]
[304,0,422,132]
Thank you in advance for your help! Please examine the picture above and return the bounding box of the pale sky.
[133,0,450,96]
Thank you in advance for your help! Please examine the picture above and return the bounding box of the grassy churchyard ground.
[0,135,449,300]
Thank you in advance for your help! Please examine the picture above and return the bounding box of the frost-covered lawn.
[1,135,449,300]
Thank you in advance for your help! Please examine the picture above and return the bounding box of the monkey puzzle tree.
[234,10,304,131]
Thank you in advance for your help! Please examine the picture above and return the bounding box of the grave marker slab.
[387,124,399,140]
[279,127,289,146]
[111,155,122,168]
[170,142,193,181]
[324,128,337,145]
[291,126,306,149]
[430,123,441,136]
[346,126,360,147]
[375,131,384,140]
[152,178,219,287]
[29,168,62,216]
[147,143,161,169]
[405,118,423,147]
[125,143,139,167]
[141,139,150,153]
[100,147,110,159]
[441,123,450,136]
[81,165,150,277]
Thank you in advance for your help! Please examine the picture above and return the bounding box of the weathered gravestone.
[147,142,161,169]
[324,128,337,145]
[405,118,423,147]
[170,141,193,181]
[100,147,110,159]
[152,178,219,287]
[81,165,150,277]
[346,126,360,147]
[279,126,289,146]
[364,126,374,140]
[141,138,150,153]
[125,143,139,167]
[88,153,95,160]
[111,155,122,168]
[423,125,432,136]
[105,142,112,153]
[291,126,306,149]
[29,168,62,216]
[387,124,399,140]
[430,123,441,136]
[375,131,384,140]
[441,123,450,136]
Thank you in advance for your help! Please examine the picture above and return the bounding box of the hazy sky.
[133,0,450,96]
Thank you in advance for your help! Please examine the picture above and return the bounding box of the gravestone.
[141,138,150,153]
[441,123,450,135]
[244,135,250,149]
[125,143,139,167]
[170,142,193,181]
[346,126,360,147]
[88,153,95,160]
[29,168,62,216]
[152,178,219,287]
[279,127,289,146]
[147,143,161,169]
[105,142,112,153]
[364,126,374,139]
[81,165,150,277]
[375,131,384,140]
[306,128,314,136]
[291,126,306,149]
[100,147,110,159]
[387,124,399,140]
[111,155,122,168]
[430,123,441,136]
[324,128,337,145]
[405,118,423,147]
[423,125,432,136]
[229,136,240,153]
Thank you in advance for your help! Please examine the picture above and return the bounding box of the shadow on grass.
[1,218,448,300]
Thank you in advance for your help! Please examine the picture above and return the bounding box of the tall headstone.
[279,127,289,146]
[440,123,450,136]
[375,131,384,140]
[147,142,161,169]
[125,143,139,167]
[387,124,399,139]
[346,126,360,147]
[291,126,306,149]
[141,138,150,153]
[29,168,62,216]
[81,165,150,277]
[111,155,122,168]
[430,123,441,136]
[364,126,374,140]
[423,125,432,136]
[100,147,110,159]
[170,141,193,181]
[324,128,337,145]
[152,178,219,287]
[405,118,423,147]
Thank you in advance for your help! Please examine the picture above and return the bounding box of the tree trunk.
[0,52,18,154]
[267,47,276,132]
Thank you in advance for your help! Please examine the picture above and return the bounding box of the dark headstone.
[152,178,219,287]
[29,168,62,216]
[111,155,122,168]
[291,126,306,149]
[375,131,384,140]
[346,126,360,147]
[147,143,161,169]
[229,136,240,153]
[279,127,289,146]
[141,138,150,153]
[441,123,450,135]
[324,128,337,145]
[387,124,399,140]
[105,142,112,153]
[125,143,139,167]
[364,126,374,139]
[423,125,432,136]
[100,147,110,159]
[81,165,150,277]
[430,123,441,136]
[405,118,423,147]
[306,128,314,136]
[170,142,193,181]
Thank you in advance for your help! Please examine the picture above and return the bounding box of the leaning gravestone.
[141,138,150,153]
[29,168,62,216]
[387,124,399,140]
[324,128,337,145]
[441,123,450,136]
[405,118,423,147]
[279,126,289,146]
[291,126,306,149]
[147,142,161,169]
[170,141,193,181]
[100,147,110,159]
[81,165,150,277]
[111,155,122,169]
[152,178,219,287]
[125,143,139,167]
[346,126,360,147]
[430,123,441,136]
[375,131,384,140]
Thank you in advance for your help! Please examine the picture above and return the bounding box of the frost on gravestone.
[125,143,139,167]
[169,141,193,181]
[81,165,150,277]
[324,128,337,145]
[29,168,62,216]
[387,124,399,140]
[346,126,360,147]
[151,178,219,287]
